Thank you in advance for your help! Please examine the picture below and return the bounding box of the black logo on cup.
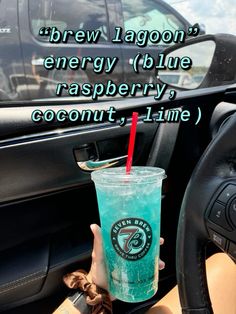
[111,218,152,261]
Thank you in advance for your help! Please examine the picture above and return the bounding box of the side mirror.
[192,23,206,35]
[158,34,236,90]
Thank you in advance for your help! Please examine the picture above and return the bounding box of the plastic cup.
[91,166,166,303]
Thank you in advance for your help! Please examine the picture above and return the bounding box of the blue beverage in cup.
[91,167,166,302]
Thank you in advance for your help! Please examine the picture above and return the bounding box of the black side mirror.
[192,23,206,35]
[158,34,236,90]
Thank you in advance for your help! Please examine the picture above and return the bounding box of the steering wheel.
[176,113,236,314]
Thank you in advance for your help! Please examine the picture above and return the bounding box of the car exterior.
[0,0,195,102]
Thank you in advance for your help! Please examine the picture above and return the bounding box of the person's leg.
[146,253,236,314]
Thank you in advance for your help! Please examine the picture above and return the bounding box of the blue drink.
[91,167,166,302]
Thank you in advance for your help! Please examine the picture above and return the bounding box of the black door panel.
[0,186,95,311]
[0,120,156,203]
[0,239,49,308]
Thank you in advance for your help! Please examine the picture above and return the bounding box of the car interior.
[0,21,235,314]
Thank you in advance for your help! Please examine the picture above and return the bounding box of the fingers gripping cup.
[91,167,166,302]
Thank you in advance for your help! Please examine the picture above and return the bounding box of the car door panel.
[0,239,49,308]
[0,117,156,203]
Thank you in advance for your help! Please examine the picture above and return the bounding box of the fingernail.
[90,224,96,233]
[160,262,165,270]
[160,238,164,245]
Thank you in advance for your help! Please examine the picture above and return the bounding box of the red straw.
[126,112,138,174]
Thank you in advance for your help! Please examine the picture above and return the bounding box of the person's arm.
[146,253,236,314]
[53,224,165,314]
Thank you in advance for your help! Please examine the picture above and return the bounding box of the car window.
[159,74,180,84]
[121,0,185,45]
[29,0,108,42]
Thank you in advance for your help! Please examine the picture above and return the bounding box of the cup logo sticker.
[111,218,152,261]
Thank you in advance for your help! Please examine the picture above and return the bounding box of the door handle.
[31,58,45,66]
[77,155,127,171]
[129,58,144,66]
[31,55,54,66]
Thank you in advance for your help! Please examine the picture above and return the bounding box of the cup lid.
[91,166,166,185]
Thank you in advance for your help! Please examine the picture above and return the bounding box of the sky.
[164,0,236,35]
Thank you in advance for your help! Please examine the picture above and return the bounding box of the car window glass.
[121,0,185,45]
[29,0,108,42]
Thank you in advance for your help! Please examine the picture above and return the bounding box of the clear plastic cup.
[91,166,166,302]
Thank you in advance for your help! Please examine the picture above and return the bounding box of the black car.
[0,0,203,101]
